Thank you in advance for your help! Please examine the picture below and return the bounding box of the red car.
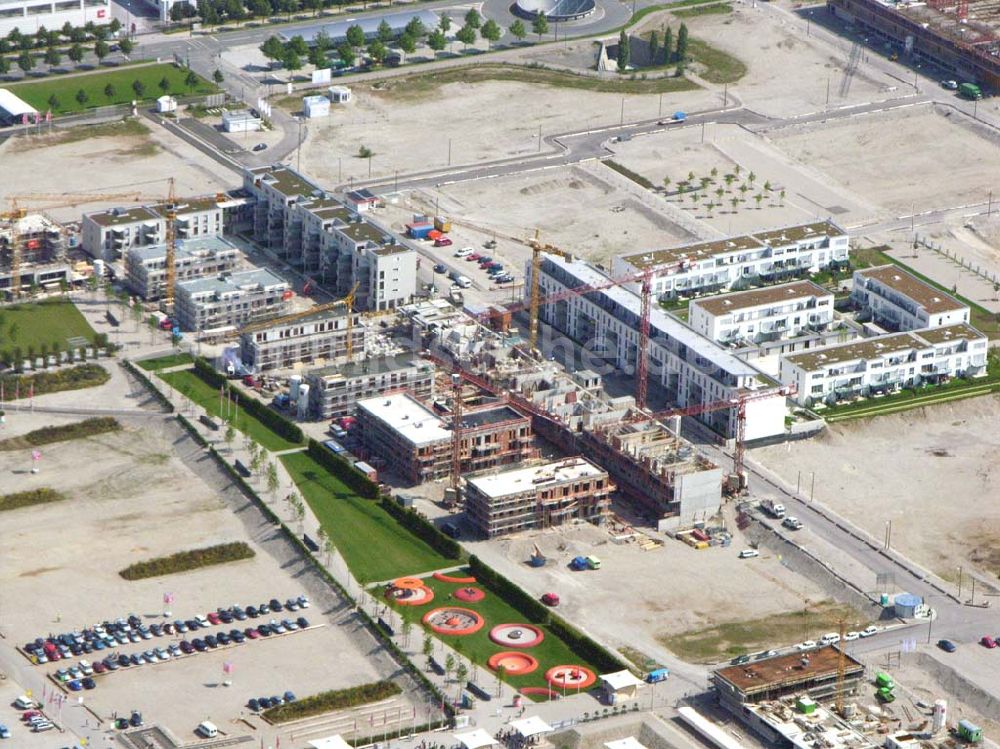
[22,710,42,721]
[207,612,222,625]
[981,636,997,648]
[541,592,560,607]
[434,237,453,247]
[466,253,481,262]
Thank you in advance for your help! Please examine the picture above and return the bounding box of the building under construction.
[827,0,999,90]
[0,214,71,296]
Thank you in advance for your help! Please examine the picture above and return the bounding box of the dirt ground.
[769,104,1000,215]
[463,510,830,664]
[752,395,1000,584]
[0,414,417,743]
[0,122,237,222]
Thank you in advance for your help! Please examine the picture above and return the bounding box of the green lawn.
[672,2,732,17]
[159,369,300,452]
[687,38,746,84]
[281,452,451,583]
[0,299,95,360]
[382,571,604,697]
[137,352,194,371]
[6,63,217,116]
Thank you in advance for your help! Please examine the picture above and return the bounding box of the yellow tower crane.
[527,229,574,352]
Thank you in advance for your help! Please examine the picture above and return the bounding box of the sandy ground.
[0,415,417,742]
[464,510,829,662]
[0,121,238,223]
[752,395,1000,584]
[769,104,1000,215]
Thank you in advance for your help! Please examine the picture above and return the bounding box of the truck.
[959,82,983,100]
[762,499,786,518]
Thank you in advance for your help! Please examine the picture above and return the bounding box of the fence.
[914,233,1000,287]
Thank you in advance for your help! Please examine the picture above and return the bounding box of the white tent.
[600,670,644,699]
[309,736,354,749]
[0,88,37,123]
[511,716,554,737]
[455,729,500,749]
[605,738,648,749]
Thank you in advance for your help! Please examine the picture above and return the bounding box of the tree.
[131,79,146,99]
[427,29,446,52]
[531,13,548,40]
[649,30,658,66]
[308,45,326,67]
[109,17,121,34]
[422,634,433,665]
[438,13,451,33]
[405,16,426,38]
[464,8,481,29]
[103,82,116,100]
[226,0,247,20]
[454,660,469,695]
[283,49,302,73]
[288,34,309,56]
[224,424,236,451]
[345,24,365,49]
[17,51,34,72]
[748,170,757,186]
[617,30,630,71]
[662,25,673,63]
[213,67,224,84]
[754,193,764,209]
[44,46,60,66]
[0,56,9,76]
[377,19,393,43]
[119,37,134,55]
[158,75,171,93]
[715,186,725,200]
[763,180,772,192]
[366,40,386,64]
[454,24,475,50]
[730,196,739,212]
[75,88,88,105]
[723,173,735,188]
[46,93,59,111]
[663,176,671,190]
[508,19,526,43]
[676,22,688,62]
[68,43,84,63]
[444,653,456,679]
[94,39,109,62]
[170,2,188,21]
[779,189,786,205]
[250,445,264,480]
[313,29,332,54]
[398,32,416,54]
[260,35,284,61]
[480,19,501,49]
[337,42,356,66]
[184,70,199,90]
[710,166,718,179]
[265,461,279,499]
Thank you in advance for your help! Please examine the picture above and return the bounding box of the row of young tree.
[0,19,124,54]
[257,8,551,71]
[617,22,690,73]
[39,71,207,112]
[0,38,135,75]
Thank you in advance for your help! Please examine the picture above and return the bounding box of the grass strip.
[119,541,255,580]
[672,2,732,17]
[0,417,120,451]
[0,487,67,512]
[263,681,402,723]
[137,353,194,371]
[603,159,655,189]
[686,38,746,84]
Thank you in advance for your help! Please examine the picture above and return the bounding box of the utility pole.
[988,189,993,216]
[537,125,542,152]
[620,97,625,126]
[658,93,663,117]
[810,472,815,501]
[723,83,728,107]
[826,76,830,107]
[447,137,452,166]
[957,566,963,600]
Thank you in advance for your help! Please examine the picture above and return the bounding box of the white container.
[932,700,947,733]
[289,374,302,401]
[297,383,310,419]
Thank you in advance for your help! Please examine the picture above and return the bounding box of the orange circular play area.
[489,623,544,648]
[488,651,539,675]
[545,665,596,689]
[454,586,485,603]
[422,607,485,635]
[433,572,477,584]
[393,577,424,589]
[385,584,434,606]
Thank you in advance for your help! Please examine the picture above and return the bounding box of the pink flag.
[46,110,52,123]
[31,450,41,462]
[33,112,40,125]
[222,662,233,674]
[163,592,175,604]
[21,113,28,126]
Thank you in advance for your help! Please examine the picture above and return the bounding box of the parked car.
[82,678,96,690]
[269,599,284,612]
[245,627,261,640]
[466,253,481,262]
[284,691,297,702]
[844,631,860,641]
[67,680,83,692]
[729,654,751,665]
[253,143,268,151]
[454,247,473,258]
[738,549,759,559]
[0,724,10,738]
[180,640,195,653]
[541,592,560,607]
[433,263,447,274]
[860,625,878,637]
[249,698,260,712]
[434,237,453,247]
[782,516,804,530]
[941,79,958,89]
[937,639,957,652]
[980,635,996,648]
[296,616,310,629]
[796,640,817,651]
[820,632,841,645]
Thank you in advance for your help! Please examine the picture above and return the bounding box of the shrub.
[0,487,67,512]
[0,417,120,451]
[380,496,462,559]
[122,360,174,412]
[306,439,378,499]
[176,414,208,447]
[192,358,303,443]
[0,363,109,398]
[263,681,401,723]
[119,541,255,580]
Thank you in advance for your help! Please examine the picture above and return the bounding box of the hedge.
[119,541,255,580]
[380,496,463,560]
[306,438,379,499]
[468,555,628,673]
[193,357,303,444]
[262,680,402,723]
[0,417,120,451]
[0,363,109,397]
[122,360,174,412]
[0,487,67,512]
[176,414,209,448]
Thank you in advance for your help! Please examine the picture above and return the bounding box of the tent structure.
[511,716,554,738]
[0,88,37,125]
[605,738,648,749]
[599,670,644,701]
[309,736,354,749]
[454,729,500,749]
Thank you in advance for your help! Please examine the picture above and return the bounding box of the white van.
[820,632,841,645]
[14,695,36,709]
[455,275,472,289]
[197,721,219,738]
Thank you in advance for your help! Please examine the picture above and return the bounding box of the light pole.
[957,566,962,600]
[620,97,625,126]
[447,137,451,166]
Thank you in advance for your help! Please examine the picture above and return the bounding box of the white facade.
[174,268,290,332]
[222,110,262,133]
[328,85,352,103]
[125,235,241,301]
[302,95,330,118]
[851,265,970,331]
[780,324,988,406]
[0,0,111,38]
[239,307,363,372]
[689,281,835,345]
[533,255,787,440]
[612,222,850,299]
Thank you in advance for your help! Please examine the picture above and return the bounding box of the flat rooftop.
[460,404,528,430]
[857,265,967,314]
[85,206,159,228]
[129,235,240,263]
[336,221,389,245]
[693,280,831,316]
[249,165,320,199]
[715,645,863,696]
[308,355,430,381]
[912,323,986,345]
[619,221,845,270]
[783,332,920,370]
[241,305,352,334]
[177,267,287,297]
[357,391,451,447]
[466,457,607,498]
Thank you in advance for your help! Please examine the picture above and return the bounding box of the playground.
[380,571,603,699]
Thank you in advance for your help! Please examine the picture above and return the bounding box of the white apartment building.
[239,306,363,373]
[612,222,850,300]
[851,265,970,331]
[306,357,435,419]
[125,236,242,301]
[174,268,290,333]
[0,0,110,38]
[780,324,988,406]
[689,280,835,345]
[243,166,416,310]
[533,254,787,441]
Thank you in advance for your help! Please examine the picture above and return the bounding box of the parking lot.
[0,411,420,746]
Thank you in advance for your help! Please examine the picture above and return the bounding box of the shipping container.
[434,216,452,233]
[407,223,433,239]
[354,460,378,482]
